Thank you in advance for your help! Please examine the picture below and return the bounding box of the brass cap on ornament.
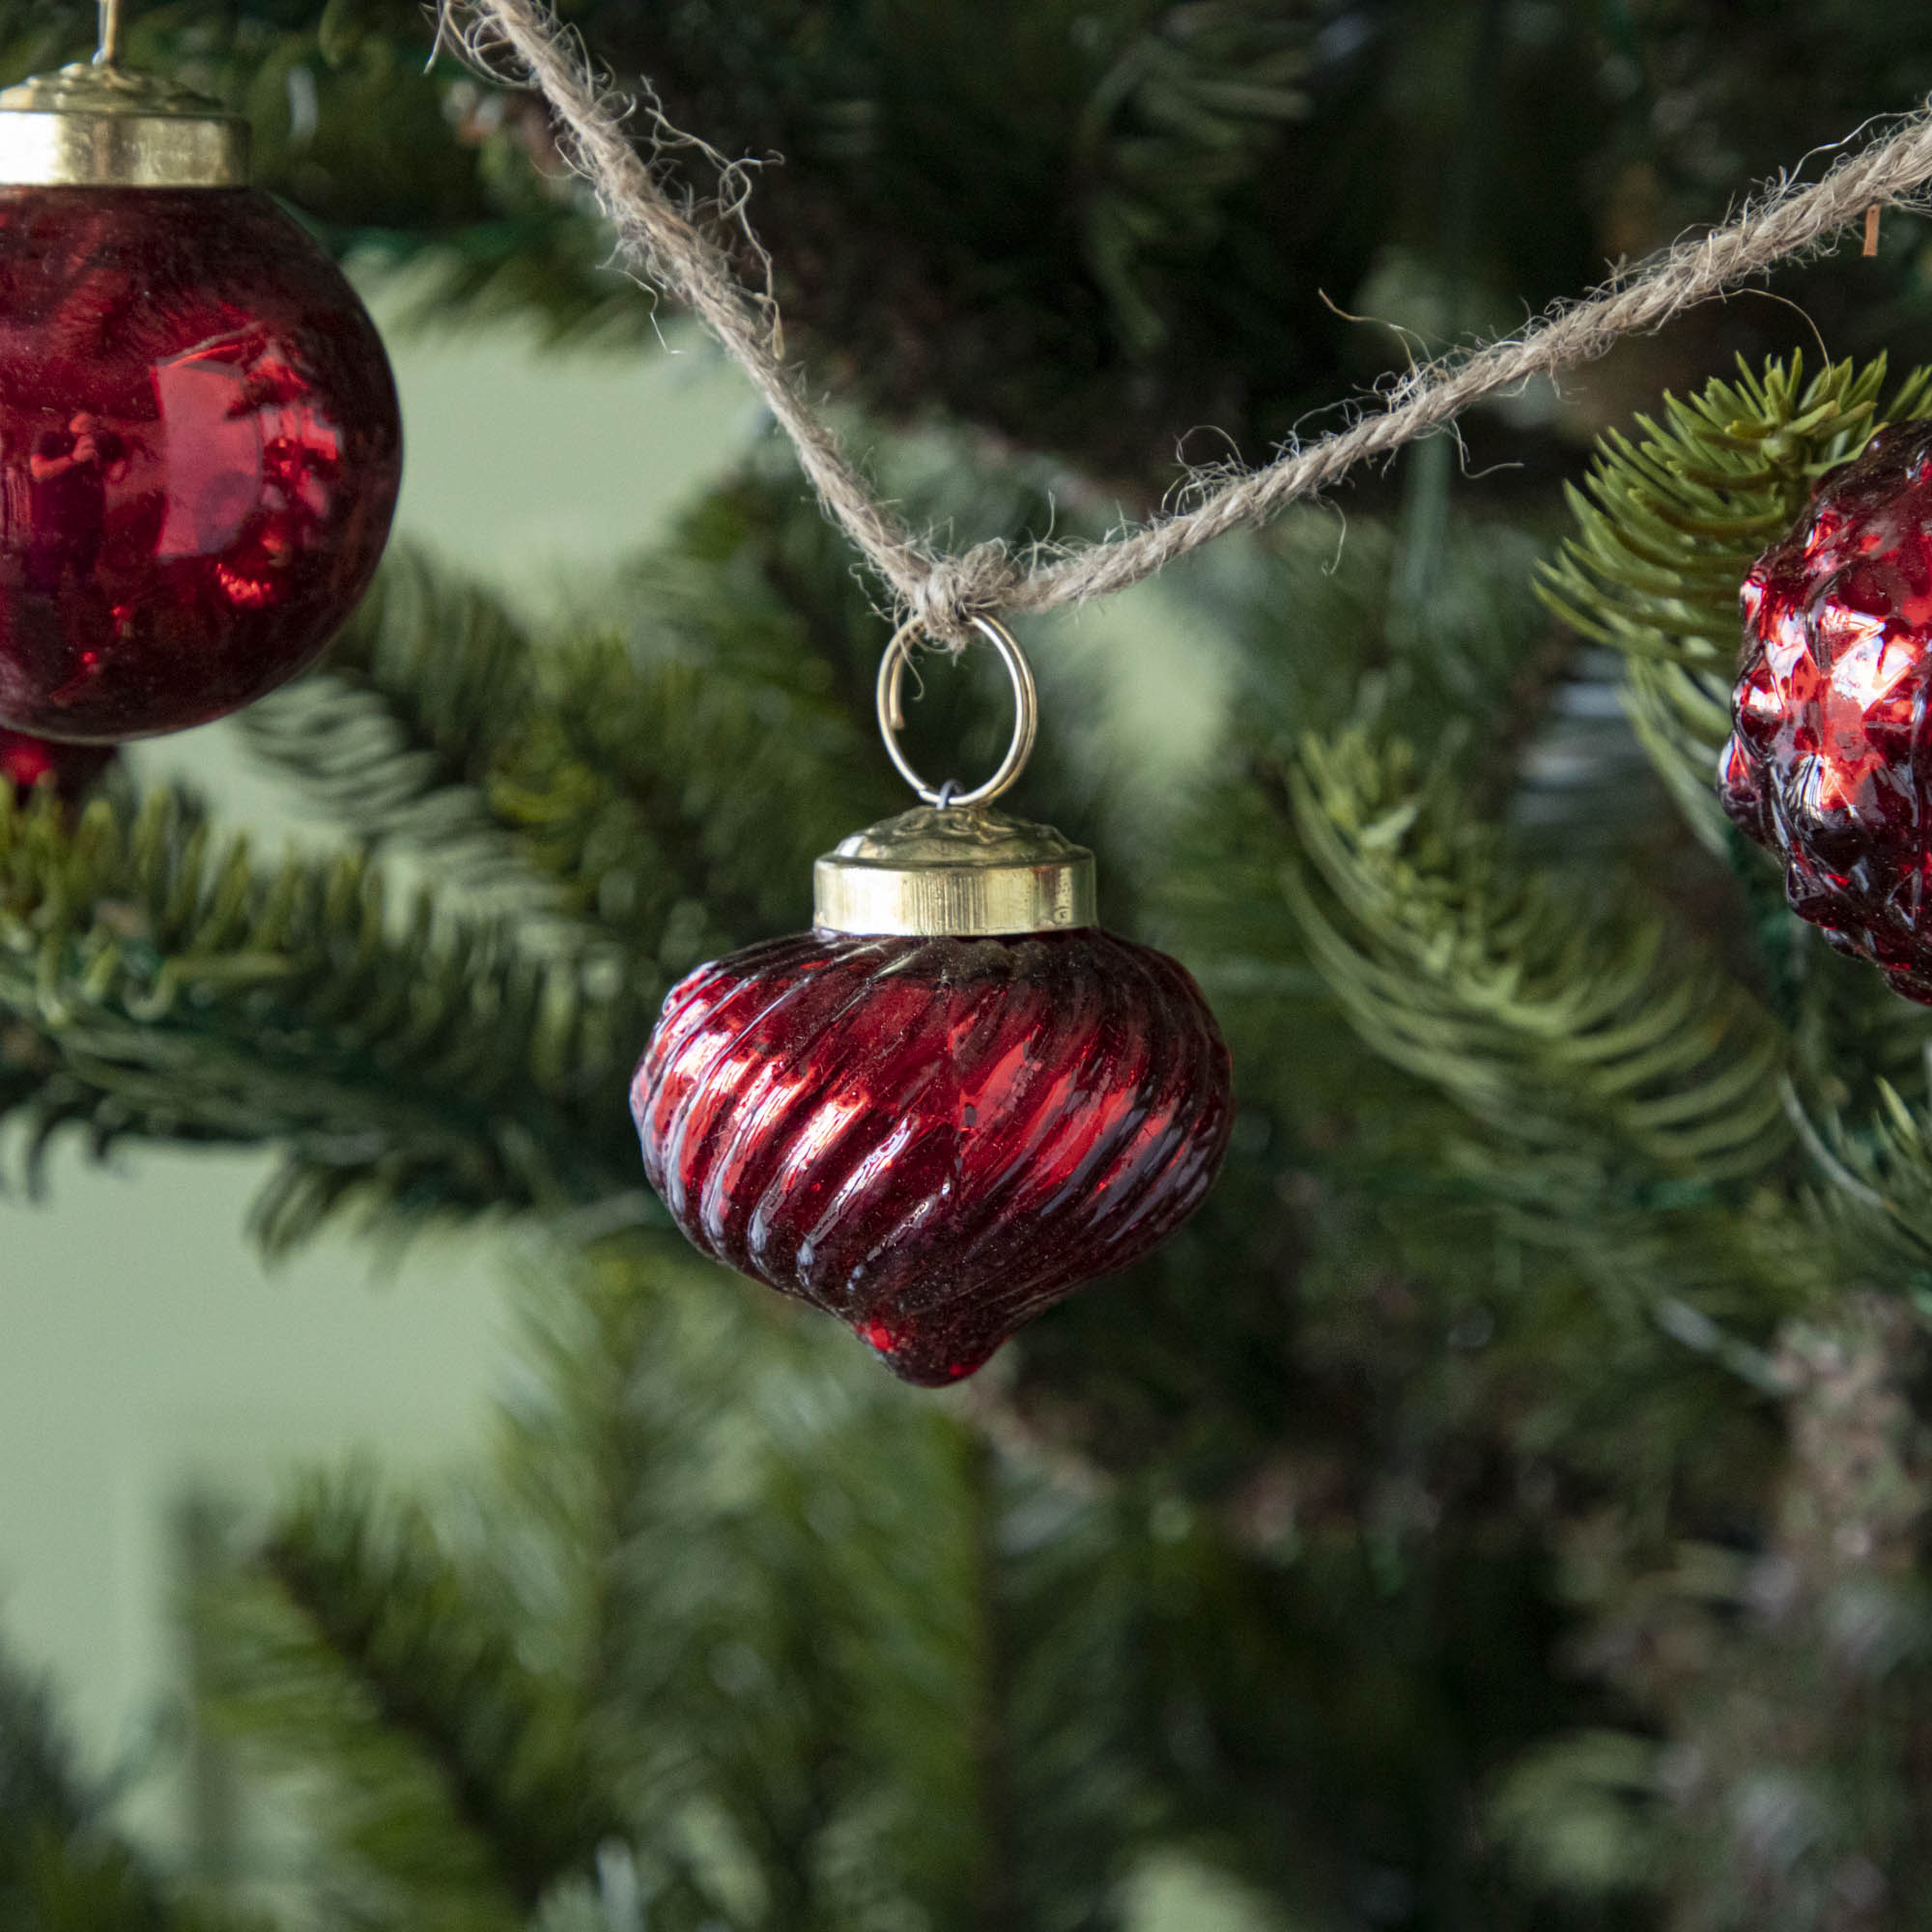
[0,61,248,187]
[813,806,1097,938]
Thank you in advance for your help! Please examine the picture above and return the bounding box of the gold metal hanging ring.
[875,613,1037,810]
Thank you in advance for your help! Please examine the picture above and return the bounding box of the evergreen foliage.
[1282,725,1785,1181]
[0,1650,255,1930]
[16,4,1932,1928]
[13,353,1932,1932]
[0,780,643,1251]
[6,3,1932,487]
[200,1237,1173,1931]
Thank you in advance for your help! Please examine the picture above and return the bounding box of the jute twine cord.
[448,0,1932,643]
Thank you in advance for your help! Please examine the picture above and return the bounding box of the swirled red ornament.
[631,927,1233,1385]
[1721,419,1932,1000]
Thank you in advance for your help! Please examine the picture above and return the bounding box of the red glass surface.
[1721,420,1932,1002]
[632,927,1234,1385]
[0,187,401,741]
[0,726,111,801]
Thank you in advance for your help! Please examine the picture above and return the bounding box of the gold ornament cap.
[0,0,248,189]
[813,806,1097,938]
[0,63,248,186]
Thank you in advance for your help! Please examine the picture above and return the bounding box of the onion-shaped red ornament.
[0,46,400,742]
[1721,418,1932,1002]
[631,807,1233,1385]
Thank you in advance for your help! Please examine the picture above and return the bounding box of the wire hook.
[875,614,1037,810]
[96,0,124,66]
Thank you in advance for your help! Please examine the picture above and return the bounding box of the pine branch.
[245,480,903,979]
[1541,353,1932,846]
[1787,1073,1932,1286]
[1544,354,1927,671]
[1075,0,1316,358]
[722,1366,1158,1931]
[191,1239,1169,1931]
[240,551,539,894]
[200,1513,526,1929]
[0,1649,256,1932]
[486,1238,755,1728]
[1279,727,1790,1186]
[0,1657,84,1850]
[1548,1298,1932,1929]
[1662,1298,1932,1927]
[251,1477,625,1915]
[487,638,854,959]
[0,784,645,1252]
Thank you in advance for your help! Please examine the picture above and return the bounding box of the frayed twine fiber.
[446,0,1932,643]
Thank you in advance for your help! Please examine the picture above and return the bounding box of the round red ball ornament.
[1721,418,1932,1001]
[0,38,400,742]
[632,806,1233,1384]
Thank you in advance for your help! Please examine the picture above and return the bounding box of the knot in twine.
[903,544,1020,652]
[448,0,1932,644]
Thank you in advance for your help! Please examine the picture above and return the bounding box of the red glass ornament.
[0,187,400,742]
[0,725,111,801]
[632,928,1234,1385]
[1722,419,1932,1001]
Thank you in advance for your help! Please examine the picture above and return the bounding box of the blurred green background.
[0,286,755,1799]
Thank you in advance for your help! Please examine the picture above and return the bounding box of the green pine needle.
[0,1646,259,1931]
[250,1476,622,1917]
[1281,727,1788,1183]
[0,783,644,1252]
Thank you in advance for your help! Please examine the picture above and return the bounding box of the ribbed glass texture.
[632,928,1233,1385]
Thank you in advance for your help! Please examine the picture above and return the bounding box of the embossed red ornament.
[1721,418,1932,1001]
[631,800,1233,1385]
[0,42,400,742]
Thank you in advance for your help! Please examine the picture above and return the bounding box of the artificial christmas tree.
[14,5,1932,1932]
